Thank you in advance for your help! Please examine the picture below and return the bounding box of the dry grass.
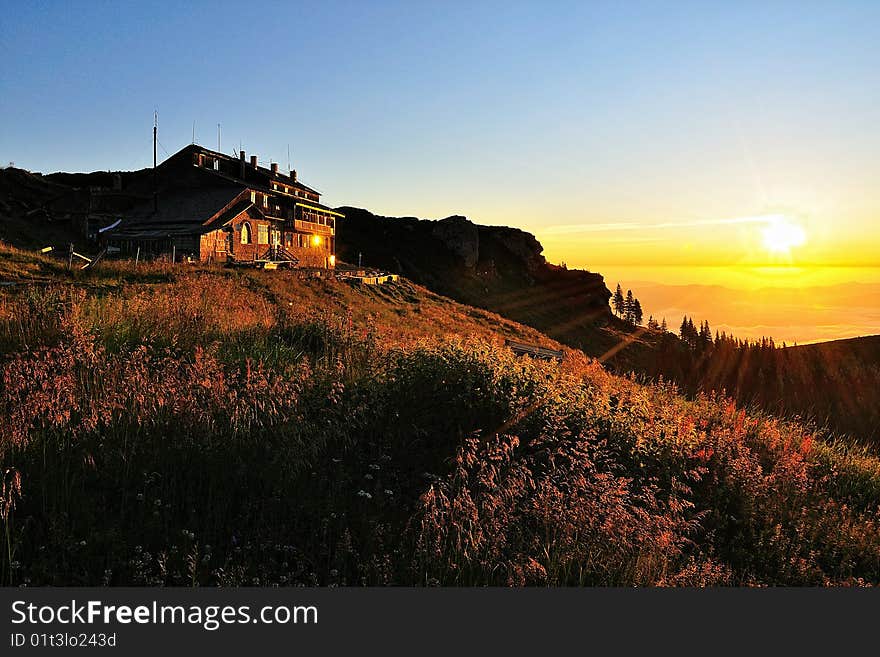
[1,254,880,586]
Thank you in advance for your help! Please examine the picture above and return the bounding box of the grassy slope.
[335,207,880,445]
[2,248,880,586]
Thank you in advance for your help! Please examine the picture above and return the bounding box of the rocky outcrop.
[481,225,545,273]
[335,206,614,351]
[432,215,479,268]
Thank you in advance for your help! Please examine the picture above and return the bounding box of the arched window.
[241,222,252,244]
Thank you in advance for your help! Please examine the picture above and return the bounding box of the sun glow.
[761,218,807,255]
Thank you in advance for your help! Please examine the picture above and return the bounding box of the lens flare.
[761,218,806,255]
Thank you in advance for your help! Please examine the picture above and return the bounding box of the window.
[213,159,219,170]
[250,191,256,204]
[241,222,252,244]
[257,224,269,244]
[262,195,268,208]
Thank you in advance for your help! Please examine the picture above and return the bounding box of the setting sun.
[761,218,807,255]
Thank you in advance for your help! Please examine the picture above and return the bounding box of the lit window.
[241,222,252,244]
[312,235,321,247]
[258,224,269,244]
[250,191,256,204]
[262,195,268,208]
[213,159,219,170]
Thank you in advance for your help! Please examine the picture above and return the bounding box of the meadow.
[2,248,880,586]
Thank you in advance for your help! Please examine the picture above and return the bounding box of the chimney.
[239,150,245,179]
[250,155,258,168]
[291,169,297,183]
[271,162,279,175]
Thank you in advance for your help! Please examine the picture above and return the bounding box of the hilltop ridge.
[336,206,628,356]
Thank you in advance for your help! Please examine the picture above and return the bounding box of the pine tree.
[625,290,635,323]
[661,317,667,333]
[632,298,643,325]
[612,284,625,317]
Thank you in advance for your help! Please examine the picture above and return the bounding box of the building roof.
[173,144,322,196]
[107,186,247,239]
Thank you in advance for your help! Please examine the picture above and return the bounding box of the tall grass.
[1,266,880,585]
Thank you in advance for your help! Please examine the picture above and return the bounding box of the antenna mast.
[153,111,158,212]
[217,123,221,152]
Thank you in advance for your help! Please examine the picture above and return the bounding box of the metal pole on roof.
[153,111,158,213]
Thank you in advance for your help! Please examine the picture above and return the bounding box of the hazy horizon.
[590,264,880,345]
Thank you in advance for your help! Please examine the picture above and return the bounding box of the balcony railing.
[294,219,334,235]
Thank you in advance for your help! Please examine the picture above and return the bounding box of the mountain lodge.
[105,144,342,268]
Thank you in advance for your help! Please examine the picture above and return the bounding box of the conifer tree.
[625,290,635,323]
[612,284,625,317]
[632,298,643,325]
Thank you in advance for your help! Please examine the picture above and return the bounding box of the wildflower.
[364,474,374,481]
[136,493,144,501]
[357,490,372,499]
[384,489,394,496]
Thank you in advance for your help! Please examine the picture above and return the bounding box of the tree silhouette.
[632,298,643,325]
[612,284,625,318]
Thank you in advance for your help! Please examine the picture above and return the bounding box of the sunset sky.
[2,1,878,270]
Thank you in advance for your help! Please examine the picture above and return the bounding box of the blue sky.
[2,1,878,265]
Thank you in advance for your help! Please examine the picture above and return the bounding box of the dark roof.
[107,186,246,239]
[173,144,321,196]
